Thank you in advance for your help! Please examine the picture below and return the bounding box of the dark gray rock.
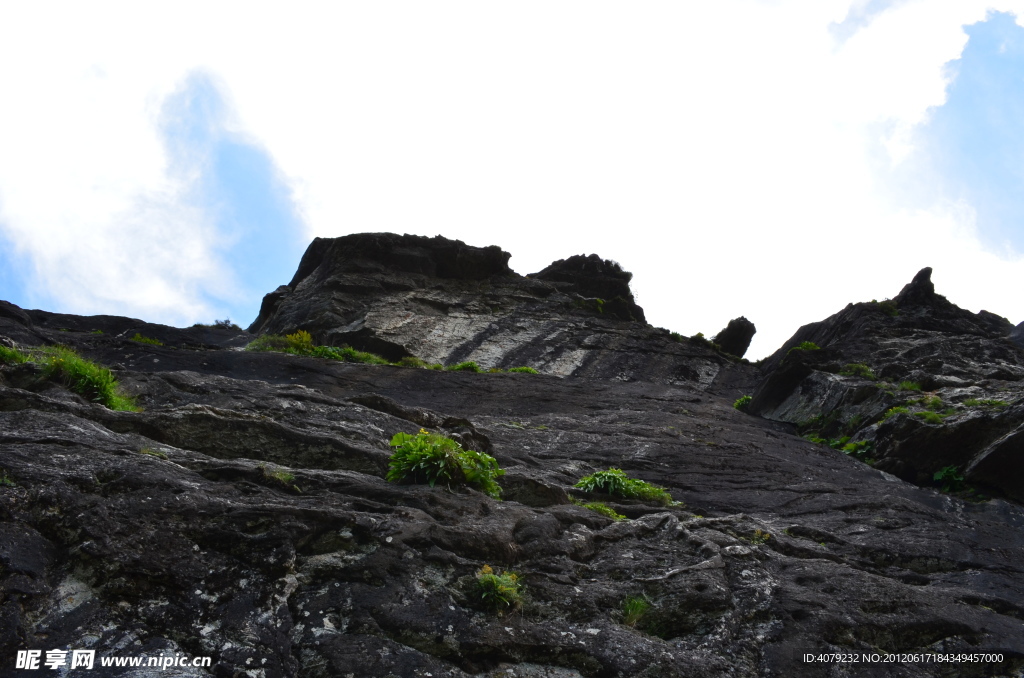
[247,233,725,387]
[2,249,1024,677]
[749,267,1024,502]
[712,316,756,358]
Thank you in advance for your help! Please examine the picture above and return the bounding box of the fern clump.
[575,468,673,506]
[387,430,504,499]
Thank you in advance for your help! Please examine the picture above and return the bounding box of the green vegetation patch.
[475,564,523,614]
[787,341,821,356]
[898,381,922,391]
[881,406,909,422]
[621,595,651,628]
[259,463,301,493]
[933,465,965,493]
[733,395,752,412]
[914,411,944,425]
[446,361,482,372]
[964,398,1009,408]
[507,366,539,374]
[131,333,163,346]
[575,468,674,506]
[387,430,504,499]
[581,501,626,521]
[246,330,391,365]
[37,346,139,411]
[839,363,876,380]
[2,345,138,410]
[0,345,29,365]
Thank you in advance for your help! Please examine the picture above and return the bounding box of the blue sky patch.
[160,72,307,327]
[911,11,1024,254]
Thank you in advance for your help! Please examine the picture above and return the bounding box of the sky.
[3,1,1024,359]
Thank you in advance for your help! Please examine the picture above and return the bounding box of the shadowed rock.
[750,267,1024,502]
[712,316,756,358]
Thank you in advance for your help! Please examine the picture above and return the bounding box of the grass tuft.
[387,429,504,499]
[575,468,674,506]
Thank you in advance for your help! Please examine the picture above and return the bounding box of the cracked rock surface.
[2,248,1024,677]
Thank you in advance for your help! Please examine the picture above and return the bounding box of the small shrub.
[669,332,685,343]
[898,381,922,391]
[139,447,168,460]
[582,502,626,521]
[475,564,522,613]
[38,346,139,411]
[131,333,163,346]
[311,345,391,365]
[396,356,429,368]
[839,363,876,380]
[881,406,909,422]
[258,463,301,493]
[964,398,1009,408]
[689,333,722,351]
[877,299,899,317]
[507,366,539,374]
[933,466,965,493]
[621,595,651,627]
[575,468,673,506]
[733,395,752,412]
[914,411,944,425]
[748,529,771,545]
[787,341,821,356]
[446,361,482,372]
[0,345,28,365]
[923,396,944,411]
[387,430,504,499]
[842,440,874,463]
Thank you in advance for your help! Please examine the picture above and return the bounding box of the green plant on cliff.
[839,363,876,380]
[881,406,909,422]
[575,468,673,506]
[964,398,1009,408]
[446,361,482,372]
[507,366,539,374]
[787,341,820,356]
[246,331,391,365]
[475,564,523,613]
[387,429,504,499]
[131,333,163,346]
[898,381,922,391]
[38,346,139,411]
[733,395,752,412]
[0,345,28,365]
[933,466,965,493]
[621,595,652,627]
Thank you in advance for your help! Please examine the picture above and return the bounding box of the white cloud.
[2,1,1024,354]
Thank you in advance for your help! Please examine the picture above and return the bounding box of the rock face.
[713,317,756,358]
[3,248,1024,678]
[750,267,1024,502]
[249,233,725,387]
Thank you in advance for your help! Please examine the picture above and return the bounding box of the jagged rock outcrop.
[713,317,756,358]
[3,251,1024,677]
[750,267,1024,501]
[248,233,726,387]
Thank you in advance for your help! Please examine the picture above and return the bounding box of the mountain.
[2,234,1023,677]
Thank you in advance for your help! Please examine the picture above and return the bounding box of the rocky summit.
[2,233,1024,678]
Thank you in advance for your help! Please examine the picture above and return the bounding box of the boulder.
[712,316,756,358]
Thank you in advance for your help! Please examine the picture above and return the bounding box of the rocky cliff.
[2,235,1024,678]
